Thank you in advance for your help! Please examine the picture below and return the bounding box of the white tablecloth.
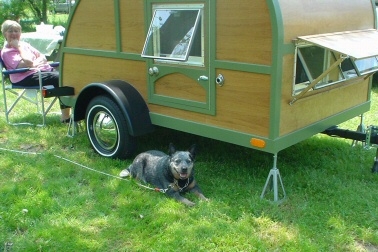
[21,32,63,56]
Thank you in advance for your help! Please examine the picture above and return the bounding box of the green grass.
[0,83,377,251]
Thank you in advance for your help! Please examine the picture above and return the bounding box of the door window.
[142,4,204,66]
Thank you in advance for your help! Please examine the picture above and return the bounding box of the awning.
[298,29,378,60]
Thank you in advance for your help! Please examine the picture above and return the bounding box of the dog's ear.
[168,143,176,156]
[188,144,196,160]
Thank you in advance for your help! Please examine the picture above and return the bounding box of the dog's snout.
[182,167,188,172]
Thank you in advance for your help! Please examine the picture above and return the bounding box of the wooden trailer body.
[59,0,378,160]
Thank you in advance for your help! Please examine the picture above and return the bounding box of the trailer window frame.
[141,4,204,67]
[354,57,378,75]
[292,30,378,98]
[293,44,378,96]
[293,45,346,95]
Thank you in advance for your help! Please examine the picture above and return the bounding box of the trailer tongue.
[323,125,378,173]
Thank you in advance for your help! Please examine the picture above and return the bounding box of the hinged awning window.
[297,29,378,60]
[292,29,378,104]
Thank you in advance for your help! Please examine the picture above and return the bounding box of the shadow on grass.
[135,127,378,248]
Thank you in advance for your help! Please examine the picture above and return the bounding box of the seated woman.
[1,20,70,123]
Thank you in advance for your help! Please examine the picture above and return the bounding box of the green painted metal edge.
[150,101,370,154]
[267,0,284,143]
[114,0,121,53]
[214,60,272,75]
[208,0,216,115]
[148,95,210,113]
[61,48,143,61]
[149,112,272,151]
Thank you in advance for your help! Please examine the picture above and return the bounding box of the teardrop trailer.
[55,0,378,201]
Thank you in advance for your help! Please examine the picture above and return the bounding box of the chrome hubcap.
[93,112,118,151]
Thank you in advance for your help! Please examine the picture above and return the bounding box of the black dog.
[119,143,208,206]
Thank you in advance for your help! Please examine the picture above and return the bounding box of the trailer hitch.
[322,125,378,173]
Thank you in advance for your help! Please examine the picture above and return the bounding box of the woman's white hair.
[1,20,22,36]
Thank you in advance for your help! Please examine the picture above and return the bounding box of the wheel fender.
[74,80,154,136]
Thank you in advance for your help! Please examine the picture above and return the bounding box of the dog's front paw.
[185,200,196,207]
[201,196,209,202]
[180,198,196,207]
[195,191,209,202]
[119,169,130,178]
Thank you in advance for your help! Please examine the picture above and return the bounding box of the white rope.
[53,154,129,181]
[0,147,169,192]
[0,147,128,181]
[0,147,40,155]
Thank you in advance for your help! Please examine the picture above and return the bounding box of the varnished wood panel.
[279,0,375,43]
[66,0,116,50]
[62,54,147,98]
[214,70,270,135]
[216,0,272,65]
[120,1,145,53]
[154,73,206,102]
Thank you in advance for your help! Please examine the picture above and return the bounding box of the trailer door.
[142,3,213,114]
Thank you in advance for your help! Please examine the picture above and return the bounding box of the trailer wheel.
[86,95,136,159]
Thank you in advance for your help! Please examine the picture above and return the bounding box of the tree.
[24,0,50,23]
[0,0,52,24]
[0,0,28,23]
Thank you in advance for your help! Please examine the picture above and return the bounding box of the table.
[21,32,63,60]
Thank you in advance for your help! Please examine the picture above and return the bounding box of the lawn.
[0,80,377,250]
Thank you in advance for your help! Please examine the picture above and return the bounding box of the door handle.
[198,75,209,81]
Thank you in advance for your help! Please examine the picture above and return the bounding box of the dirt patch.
[356,240,378,252]
[19,144,45,153]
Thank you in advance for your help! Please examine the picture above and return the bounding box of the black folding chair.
[0,52,59,126]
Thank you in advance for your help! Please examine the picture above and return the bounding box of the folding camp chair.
[0,52,59,126]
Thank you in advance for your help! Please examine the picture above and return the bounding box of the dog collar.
[173,178,190,192]
[135,178,190,194]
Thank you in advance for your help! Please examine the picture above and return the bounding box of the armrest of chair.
[49,62,60,68]
[2,67,31,76]
[2,62,59,76]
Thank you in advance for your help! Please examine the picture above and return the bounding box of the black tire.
[86,95,136,159]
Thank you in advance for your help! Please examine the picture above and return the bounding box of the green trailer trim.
[209,0,216,115]
[267,0,284,143]
[61,48,144,62]
[214,60,272,75]
[114,0,122,53]
[149,112,273,151]
[150,101,370,154]
[282,43,295,55]
[149,95,210,113]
